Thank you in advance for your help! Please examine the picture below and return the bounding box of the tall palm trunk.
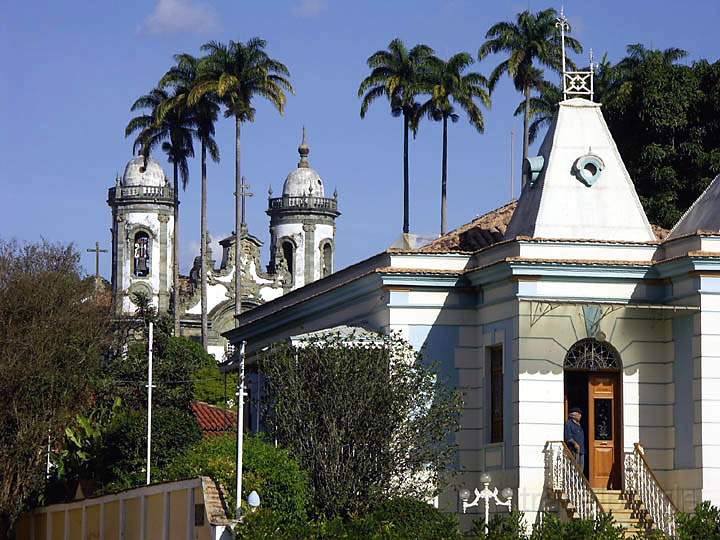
[173,161,180,336]
[403,112,410,234]
[522,85,530,186]
[234,116,242,325]
[441,115,448,236]
[200,141,208,350]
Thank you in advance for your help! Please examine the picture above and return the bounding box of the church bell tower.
[108,155,175,315]
[267,130,340,289]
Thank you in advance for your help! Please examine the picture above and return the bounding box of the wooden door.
[588,374,620,489]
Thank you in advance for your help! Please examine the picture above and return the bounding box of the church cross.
[87,241,108,278]
[238,176,253,230]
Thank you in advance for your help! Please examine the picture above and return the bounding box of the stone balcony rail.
[268,195,338,212]
[109,185,174,200]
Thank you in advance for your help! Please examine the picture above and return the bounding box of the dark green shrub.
[676,501,720,539]
[530,512,623,540]
[471,510,528,539]
[356,497,461,539]
[163,433,310,523]
[237,497,461,539]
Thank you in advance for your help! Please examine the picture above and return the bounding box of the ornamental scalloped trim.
[574,153,605,187]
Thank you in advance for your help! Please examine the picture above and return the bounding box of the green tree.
[190,38,293,320]
[0,240,111,538]
[603,46,720,227]
[51,294,217,494]
[125,88,195,336]
[419,52,491,234]
[160,53,221,350]
[358,39,435,234]
[258,331,462,519]
[164,434,311,523]
[479,8,582,174]
[512,79,562,145]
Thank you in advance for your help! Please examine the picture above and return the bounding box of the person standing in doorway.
[564,407,585,474]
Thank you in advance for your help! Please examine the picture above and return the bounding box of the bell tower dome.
[267,129,340,289]
[108,155,175,315]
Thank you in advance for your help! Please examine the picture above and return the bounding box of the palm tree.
[479,8,582,179]
[125,87,195,335]
[160,54,221,350]
[512,78,562,145]
[514,55,617,145]
[358,39,434,235]
[189,38,293,323]
[419,53,491,235]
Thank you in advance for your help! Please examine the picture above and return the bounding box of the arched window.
[133,231,151,277]
[564,338,621,371]
[281,240,294,275]
[321,242,332,277]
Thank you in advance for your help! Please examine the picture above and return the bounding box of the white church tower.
[108,155,174,315]
[267,130,340,289]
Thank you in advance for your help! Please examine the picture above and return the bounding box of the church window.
[133,231,151,277]
[564,338,620,371]
[321,242,332,277]
[282,240,294,275]
[489,345,503,443]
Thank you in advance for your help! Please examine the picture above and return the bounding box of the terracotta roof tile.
[419,201,669,253]
[191,401,236,436]
[420,201,518,253]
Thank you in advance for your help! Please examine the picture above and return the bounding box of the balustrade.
[110,186,173,200]
[623,443,677,537]
[268,195,338,211]
[544,441,602,521]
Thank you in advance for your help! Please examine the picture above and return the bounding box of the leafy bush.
[259,331,462,519]
[471,510,528,539]
[236,497,461,539]
[676,501,720,539]
[163,433,310,523]
[530,512,624,540]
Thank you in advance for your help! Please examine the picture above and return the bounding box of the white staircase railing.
[544,441,603,520]
[623,443,677,538]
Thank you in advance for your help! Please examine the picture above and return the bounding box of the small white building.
[225,97,720,535]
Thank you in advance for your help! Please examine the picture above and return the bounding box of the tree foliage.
[524,45,720,229]
[164,433,311,523]
[51,294,218,494]
[258,331,462,519]
[478,8,582,165]
[0,240,111,536]
[358,38,435,234]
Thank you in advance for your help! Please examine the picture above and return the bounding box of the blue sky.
[2,0,719,278]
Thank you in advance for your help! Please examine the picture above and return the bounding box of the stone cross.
[87,241,108,279]
[239,176,253,231]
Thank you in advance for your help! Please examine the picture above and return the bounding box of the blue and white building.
[225,95,720,534]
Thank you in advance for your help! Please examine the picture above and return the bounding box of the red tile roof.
[419,201,670,252]
[191,401,236,436]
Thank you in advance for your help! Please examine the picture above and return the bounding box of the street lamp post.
[459,473,513,535]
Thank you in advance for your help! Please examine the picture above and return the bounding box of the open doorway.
[563,338,623,489]
[564,370,622,489]
[564,371,590,478]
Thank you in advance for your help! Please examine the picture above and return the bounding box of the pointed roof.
[505,98,655,243]
[668,174,720,239]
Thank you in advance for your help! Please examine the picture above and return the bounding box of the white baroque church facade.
[222,97,720,533]
[108,132,339,360]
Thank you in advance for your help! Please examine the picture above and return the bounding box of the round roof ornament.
[121,155,166,188]
[281,128,325,197]
[574,153,604,187]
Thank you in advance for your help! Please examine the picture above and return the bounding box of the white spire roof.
[668,173,720,239]
[505,98,655,242]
